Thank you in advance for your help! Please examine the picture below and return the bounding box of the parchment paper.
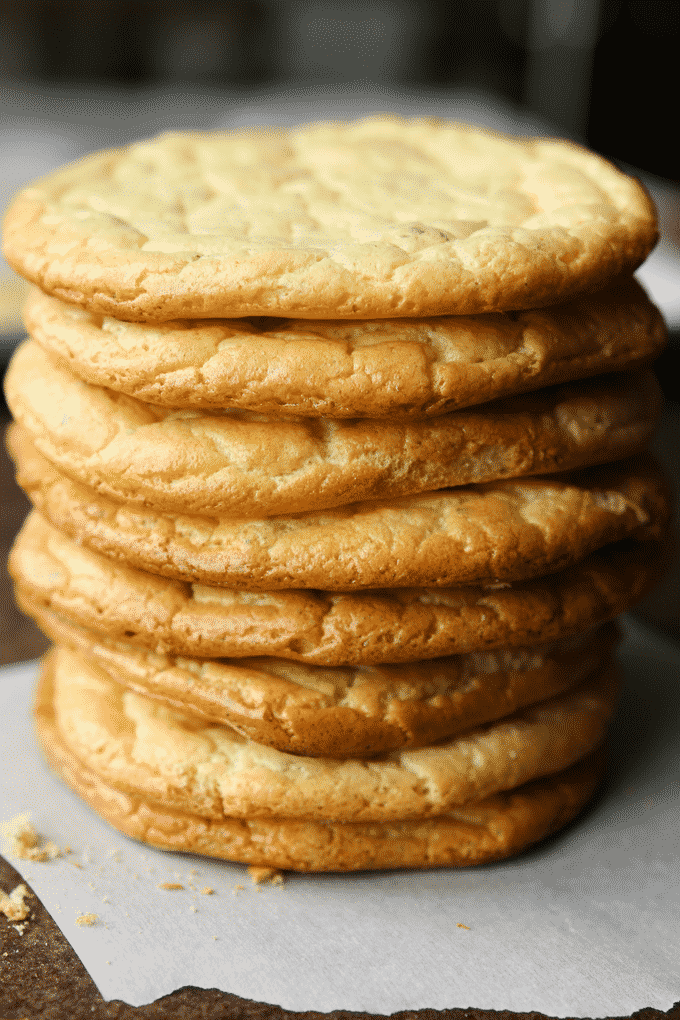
[1,617,679,1014]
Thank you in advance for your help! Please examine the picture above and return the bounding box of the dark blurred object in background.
[0,0,677,180]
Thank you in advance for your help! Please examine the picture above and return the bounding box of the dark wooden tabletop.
[2,408,679,1020]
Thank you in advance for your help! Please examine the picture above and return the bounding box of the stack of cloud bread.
[2,117,671,872]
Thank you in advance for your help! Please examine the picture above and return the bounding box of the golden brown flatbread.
[5,341,662,517]
[37,682,608,872]
[39,645,618,821]
[9,428,669,591]
[29,604,618,757]
[3,118,656,320]
[23,277,665,417]
[11,512,660,665]
[11,514,664,665]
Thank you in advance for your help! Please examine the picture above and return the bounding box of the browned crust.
[34,651,608,871]
[8,426,671,591]
[23,277,667,417]
[27,603,619,757]
[11,511,665,665]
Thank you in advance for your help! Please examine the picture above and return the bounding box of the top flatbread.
[23,278,666,417]
[2,117,657,321]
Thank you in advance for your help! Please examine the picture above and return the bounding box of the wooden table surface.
[2,409,679,1020]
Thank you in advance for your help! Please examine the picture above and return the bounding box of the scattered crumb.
[457,923,470,930]
[132,874,139,880]
[1,814,64,862]
[189,905,198,913]
[158,882,184,891]
[76,913,99,927]
[14,921,29,935]
[212,935,218,941]
[232,884,245,895]
[71,861,84,869]
[200,887,214,896]
[248,866,284,886]
[101,896,110,903]
[107,960,111,965]
[0,883,32,922]
[88,883,96,892]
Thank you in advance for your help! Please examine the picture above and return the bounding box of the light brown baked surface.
[40,644,618,822]
[23,277,666,417]
[27,603,618,757]
[5,341,662,517]
[11,512,662,664]
[36,671,608,871]
[3,118,657,320]
[8,428,670,590]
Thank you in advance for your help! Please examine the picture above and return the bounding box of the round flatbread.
[36,671,608,871]
[3,118,656,320]
[8,428,669,591]
[39,645,618,821]
[27,603,618,757]
[23,278,666,417]
[11,512,663,664]
[5,341,662,517]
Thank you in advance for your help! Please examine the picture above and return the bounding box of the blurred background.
[1,0,678,662]
[2,0,679,361]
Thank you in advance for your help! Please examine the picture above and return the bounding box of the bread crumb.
[232,885,244,895]
[189,904,198,913]
[457,923,470,930]
[0,883,32,922]
[1,814,64,862]
[248,866,284,886]
[200,887,214,895]
[76,913,98,927]
[101,895,110,903]
[14,921,29,935]
[158,882,183,890]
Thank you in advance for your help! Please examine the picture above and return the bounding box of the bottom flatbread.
[36,662,607,871]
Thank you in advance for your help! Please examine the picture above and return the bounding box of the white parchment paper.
[1,617,679,1014]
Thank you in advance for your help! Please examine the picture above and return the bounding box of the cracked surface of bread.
[3,118,656,320]
[27,604,618,756]
[37,686,607,872]
[8,430,670,591]
[11,512,664,664]
[40,645,618,821]
[23,277,666,417]
[5,342,662,517]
